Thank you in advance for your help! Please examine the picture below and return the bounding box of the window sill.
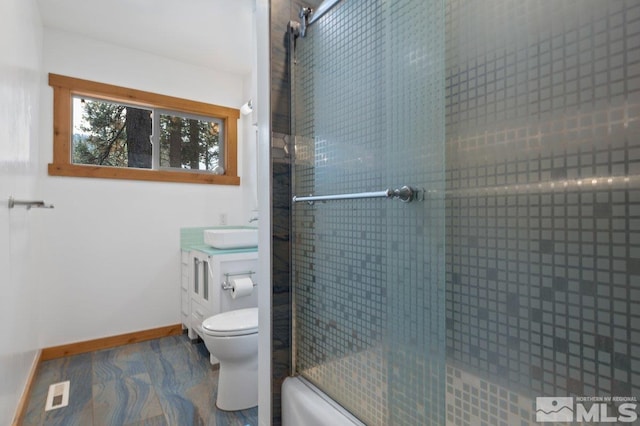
[48,163,240,185]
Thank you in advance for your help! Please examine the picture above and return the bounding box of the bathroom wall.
[37,28,254,346]
[445,1,640,424]
[0,0,42,423]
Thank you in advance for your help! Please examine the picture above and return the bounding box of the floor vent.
[45,380,70,411]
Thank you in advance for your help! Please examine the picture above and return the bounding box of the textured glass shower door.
[291,1,445,425]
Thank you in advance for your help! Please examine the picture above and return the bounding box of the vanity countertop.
[180,226,258,255]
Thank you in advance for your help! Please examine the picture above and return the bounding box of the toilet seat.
[202,307,258,337]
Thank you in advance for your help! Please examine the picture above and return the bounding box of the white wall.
[255,0,272,424]
[241,18,259,219]
[38,28,255,346]
[0,0,43,423]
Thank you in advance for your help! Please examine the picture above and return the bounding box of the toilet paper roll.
[231,277,254,299]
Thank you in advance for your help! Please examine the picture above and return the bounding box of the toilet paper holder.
[221,271,258,291]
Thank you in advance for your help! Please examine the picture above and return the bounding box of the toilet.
[201,307,259,411]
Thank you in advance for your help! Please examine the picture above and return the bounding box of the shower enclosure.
[286,0,640,425]
[290,1,445,425]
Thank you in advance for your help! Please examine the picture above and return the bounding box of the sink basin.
[204,228,258,249]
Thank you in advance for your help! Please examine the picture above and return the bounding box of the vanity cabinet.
[189,250,212,340]
[183,249,258,342]
[180,250,191,336]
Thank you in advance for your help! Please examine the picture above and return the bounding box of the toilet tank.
[282,377,365,426]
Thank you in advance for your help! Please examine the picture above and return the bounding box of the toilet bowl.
[201,307,258,411]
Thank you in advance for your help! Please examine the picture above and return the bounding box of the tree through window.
[73,98,153,168]
[157,112,222,172]
[72,97,224,173]
[49,74,239,185]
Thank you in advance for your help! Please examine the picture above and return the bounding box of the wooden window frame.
[48,73,240,185]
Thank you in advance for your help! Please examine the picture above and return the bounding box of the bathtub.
[282,376,366,426]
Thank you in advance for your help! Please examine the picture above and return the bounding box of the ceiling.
[36,0,254,75]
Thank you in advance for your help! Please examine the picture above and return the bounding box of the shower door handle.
[292,186,422,204]
[390,186,414,202]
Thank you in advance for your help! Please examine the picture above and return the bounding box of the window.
[49,73,240,185]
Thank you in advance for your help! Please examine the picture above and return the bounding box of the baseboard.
[12,349,42,426]
[41,324,182,361]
